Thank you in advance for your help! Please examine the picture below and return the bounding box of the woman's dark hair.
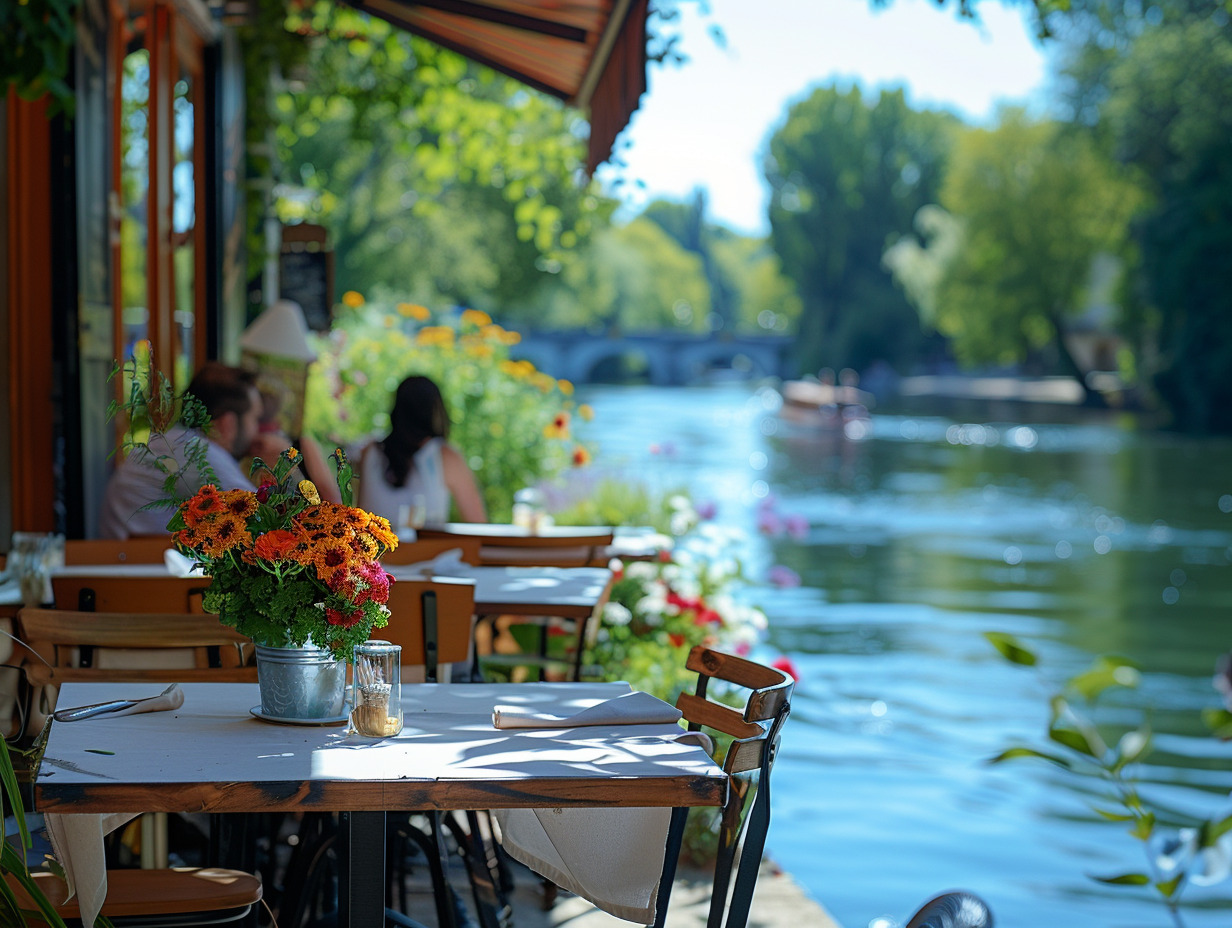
[381,375,450,488]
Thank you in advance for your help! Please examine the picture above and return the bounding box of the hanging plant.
[0,0,80,115]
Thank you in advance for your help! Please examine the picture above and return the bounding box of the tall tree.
[1102,17,1232,432]
[888,109,1143,401]
[765,85,958,373]
[269,2,606,311]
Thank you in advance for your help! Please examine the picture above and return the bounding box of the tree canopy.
[765,85,958,373]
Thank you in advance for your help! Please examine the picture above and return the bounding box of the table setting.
[33,678,726,928]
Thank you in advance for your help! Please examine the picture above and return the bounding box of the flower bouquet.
[168,447,398,660]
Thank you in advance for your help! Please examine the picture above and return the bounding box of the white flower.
[602,601,633,626]
[1190,832,1232,887]
[625,561,657,581]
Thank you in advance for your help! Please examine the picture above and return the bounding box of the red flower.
[668,633,686,649]
[771,656,801,682]
[256,481,276,504]
[325,606,362,628]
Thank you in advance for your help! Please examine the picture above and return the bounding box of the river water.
[576,383,1232,928]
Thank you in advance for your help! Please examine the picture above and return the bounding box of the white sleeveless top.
[357,437,451,526]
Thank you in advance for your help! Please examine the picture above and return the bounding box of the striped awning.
[343,0,649,172]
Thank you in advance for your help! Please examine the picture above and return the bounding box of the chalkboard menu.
[279,224,334,332]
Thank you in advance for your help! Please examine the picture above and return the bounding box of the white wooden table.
[35,681,725,928]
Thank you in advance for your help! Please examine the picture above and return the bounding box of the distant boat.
[777,378,874,429]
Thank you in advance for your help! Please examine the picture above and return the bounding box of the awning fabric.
[342,0,650,172]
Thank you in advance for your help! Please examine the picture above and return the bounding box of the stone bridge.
[510,330,797,385]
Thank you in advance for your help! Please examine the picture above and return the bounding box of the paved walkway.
[503,858,841,928]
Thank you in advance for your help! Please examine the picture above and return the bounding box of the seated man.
[99,363,285,538]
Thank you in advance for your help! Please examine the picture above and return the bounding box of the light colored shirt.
[357,437,450,526]
[99,426,255,539]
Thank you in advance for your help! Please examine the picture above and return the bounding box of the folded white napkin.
[163,549,205,578]
[44,812,140,928]
[43,686,185,927]
[493,690,682,729]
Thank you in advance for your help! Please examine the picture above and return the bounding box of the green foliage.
[766,84,959,373]
[1101,18,1232,433]
[264,1,605,311]
[0,0,79,114]
[1,739,72,927]
[302,302,588,520]
[916,109,1143,395]
[989,637,1232,922]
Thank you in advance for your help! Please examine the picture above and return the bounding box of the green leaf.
[1207,813,1232,844]
[1049,726,1098,757]
[1092,872,1151,885]
[987,746,1071,768]
[1093,807,1136,822]
[1155,875,1183,898]
[1202,707,1232,739]
[1129,811,1155,840]
[984,631,1038,666]
[1068,655,1141,700]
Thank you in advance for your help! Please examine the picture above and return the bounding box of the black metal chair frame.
[650,646,794,928]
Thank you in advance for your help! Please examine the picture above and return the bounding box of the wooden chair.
[380,536,482,567]
[63,537,176,566]
[6,610,261,928]
[416,524,614,569]
[16,608,255,689]
[5,868,263,927]
[52,575,210,614]
[651,646,794,928]
[380,576,476,681]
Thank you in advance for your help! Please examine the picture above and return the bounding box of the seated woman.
[357,375,487,526]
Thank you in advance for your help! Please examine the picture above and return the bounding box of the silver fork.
[52,683,180,722]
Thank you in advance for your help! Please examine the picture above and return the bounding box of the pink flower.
[757,510,783,536]
[784,514,809,541]
[772,656,801,682]
[767,565,801,588]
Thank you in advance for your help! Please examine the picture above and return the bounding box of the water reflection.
[580,384,1232,928]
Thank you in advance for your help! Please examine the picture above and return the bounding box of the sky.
[594,0,1054,235]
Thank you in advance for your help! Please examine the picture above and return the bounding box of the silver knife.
[52,683,181,722]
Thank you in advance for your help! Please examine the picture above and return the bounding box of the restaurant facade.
[2,0,648,543]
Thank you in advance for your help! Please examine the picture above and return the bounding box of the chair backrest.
[52,573,210,613]
[380,536,482,567]
[381,577,476,681]
[654,646,793,928]
[416,524,615,568]
[63,536,175,565]
[16,607,256,687]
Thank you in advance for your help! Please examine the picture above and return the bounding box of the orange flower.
[461,308,492,327]
[217,490,258,520]
[253,529,300,562]
[341,291,365,308]
[200,514,253,557]
[572,446,592,467]
[557,379,574,396]
[397,303,431,321]
[312,539,353,581]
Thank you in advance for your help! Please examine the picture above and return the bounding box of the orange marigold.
[312,539,352,580]
[571,446,592,468]
[217,490,258,520]
[200,514,253,556]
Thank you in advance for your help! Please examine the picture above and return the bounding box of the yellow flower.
[500,330,522,346]
[578,404,595,422]
[397,303,430,321]
[341,291,365,308]
[533,372,557,393]
[299,480,321,505]
[499,360,523,377]
[416,326,456,347]
[461,308,492,327]
[557,379,574,396]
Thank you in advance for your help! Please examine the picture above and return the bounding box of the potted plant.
[169,446,398,721]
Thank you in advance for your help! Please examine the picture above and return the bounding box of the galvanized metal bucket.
[254,644,347,720]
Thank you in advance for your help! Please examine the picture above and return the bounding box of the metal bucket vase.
[254,644,347,720]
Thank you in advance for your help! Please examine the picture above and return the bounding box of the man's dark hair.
[187,363,258,421]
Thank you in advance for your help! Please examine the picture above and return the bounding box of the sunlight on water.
[579,384,1232,928]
